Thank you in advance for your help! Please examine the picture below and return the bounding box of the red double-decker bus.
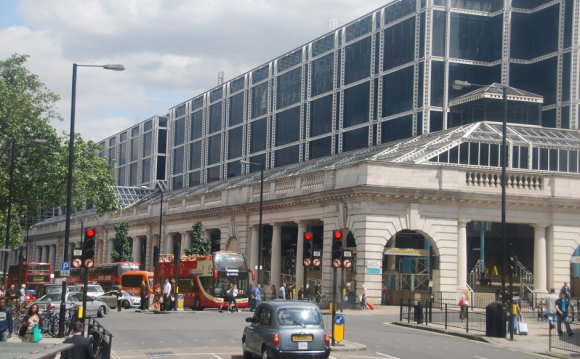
[66,262,140,290]
[7,262,52,295]
[156,251,255,310]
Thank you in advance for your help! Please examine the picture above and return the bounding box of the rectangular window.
[189,141,202,170]
[383,17,415,70]
[276,107,300,147]
[174,117,185,145]
[450,13,502,62]
[570,150,578,173]
[382,67,414,117]
[384,0,415,24]
[208,134,222,165]
[343,82,370,128]
[227,161,241,178]
[142,158,151,184]
[192,97,204,111]
[119,143,127,165]
[209,102,223,133]
[118,166,126,186]
[310,95,333,136]
[345,37,371,85]
[277,49,302,73]
[277,68,302,109]
[275,144,300,167]
[230,77,245,93]
[120,132,128,142]
[228,126,243,159]
[207,166,221,182]
[173,147,184,174]
[130,138,139,162]
[131,126,139,137]
[191,111,203,140]
[229,93,244,126]
[311,54,334,97]
[342,127,368,152]
[143,132,152,157]
[175,104,186,118]
[252,65,269,84]
[172,175,183,190]
[144,119,153,132]
[156,156,166,180]
[210,87,223,102]
[432,11,446,57]
[251,118,268,153]
[188,171,201,186]
[109,137,116,146]
[129,162,138,186]
[345,15,372,42]
[252,83,268,118]
[312,34,335,57]
[381,116,412,143]
[157,129,167,154]
[309,136,332,160]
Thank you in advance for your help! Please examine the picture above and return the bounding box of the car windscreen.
[38,293,64,302]
[277,307,322,326]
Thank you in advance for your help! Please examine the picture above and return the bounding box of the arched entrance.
[382,230,439,305]
[570,246,580,296]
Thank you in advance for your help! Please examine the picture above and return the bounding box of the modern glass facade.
[154,0,579,190]
[98,116,168,188]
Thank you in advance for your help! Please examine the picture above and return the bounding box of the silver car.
[34,291,108,318]
[99,290,141,309]
[242,301,330,359]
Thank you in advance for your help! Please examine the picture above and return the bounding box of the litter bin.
[414,302,424,324]
[486,301,506,337]
[177,294,184,311]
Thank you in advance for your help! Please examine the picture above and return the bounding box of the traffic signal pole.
[331,267,337,346]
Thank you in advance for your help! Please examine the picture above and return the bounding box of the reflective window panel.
[251,118,268,153]
[343,82,370,128]
[309,94,333,137]
[276,106,300,146]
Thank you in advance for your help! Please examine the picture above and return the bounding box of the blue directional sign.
[61,262,71,271]
[334,315,344,325]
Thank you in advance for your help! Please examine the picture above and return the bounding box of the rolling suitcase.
[517,320,528,335]
[367,302,375,310]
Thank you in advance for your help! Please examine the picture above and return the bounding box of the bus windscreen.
[213,253,248,272]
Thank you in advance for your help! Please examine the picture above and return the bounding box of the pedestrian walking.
[21,304,41,342]
[116,287,123,312]
[0,298,13,342]
[556,291,574,337]
[277,283,286,299]
[6,284,18,304]
[140,281,149,311]
[459,291,469,322]
[546,288,558,329]
[153,283,162,312]
[381,282,389,305]
[19,284,26,303]
[163,279,172,311]
[252,284,262,310]
[359,284,368,310]
[315,282,324,305]
[61,320,95,359]
[0,285,5,298]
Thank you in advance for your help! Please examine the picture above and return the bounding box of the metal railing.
[87,317,113,359]
[549,320,580,353]
[399,299,486,334]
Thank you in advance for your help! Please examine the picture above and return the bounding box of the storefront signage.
[384,248,429,256]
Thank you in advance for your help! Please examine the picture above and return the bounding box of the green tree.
[0,53,119,248]
[111,222,132,262]
[184,221,211,256]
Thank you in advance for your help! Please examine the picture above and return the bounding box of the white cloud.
[2,0,389,141]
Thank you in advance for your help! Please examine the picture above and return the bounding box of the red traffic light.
[304,232,313,241]
[85,227,96,238]
[333,230,342,240]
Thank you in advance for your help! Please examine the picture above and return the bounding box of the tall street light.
[452,80,510,336]
[142,180,166,275]
[241,160,264,285]
[58,63,124,338]
[3,138,47,284]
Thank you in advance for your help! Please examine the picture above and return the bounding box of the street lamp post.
[58,63,124,338]
[452,80,510,337]
[241,160,264,285]
[3,138,47,284]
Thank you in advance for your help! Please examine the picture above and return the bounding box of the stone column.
[249,226,259,284]
[48,245,55,268]
[271,224,282,288]
[295,221,307,291]
[457,219,468,291]
[533,224,547,293]
[132,237,140,263]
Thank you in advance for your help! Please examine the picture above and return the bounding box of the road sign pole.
[331,267,337,345]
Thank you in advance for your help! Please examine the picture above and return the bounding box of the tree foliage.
[0,54,118,248]
[184,221,211,256]
[111,222,132,262]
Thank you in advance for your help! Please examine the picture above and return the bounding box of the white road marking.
[116,354,238,358]
[329,356,338,359]
[474,356,488,359]
[376,352,401,359]
[212,354,223,359]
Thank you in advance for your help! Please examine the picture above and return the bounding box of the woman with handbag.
[21,304,42,342]
[459,291,470,322]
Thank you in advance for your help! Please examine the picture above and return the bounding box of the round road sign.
[312,258,321,267]
[72,258,82,268]
[342,259,352,268]
[84,259,94,269]
[332,259,342,268]
[303,258,311,267]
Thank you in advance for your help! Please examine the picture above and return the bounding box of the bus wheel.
[194,297,203,311]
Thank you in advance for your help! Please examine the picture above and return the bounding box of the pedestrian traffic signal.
[82,227,96,266]
[509,255,516,274]
[303,232,313,266]
[331,230,343,266]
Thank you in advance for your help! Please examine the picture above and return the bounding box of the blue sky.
[0,0,389,141]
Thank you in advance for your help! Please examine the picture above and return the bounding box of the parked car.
[99,290,141,309]
[242,301,330,359]
[43,284,76,296]
[34,291,108,318]
[73,284,105,299]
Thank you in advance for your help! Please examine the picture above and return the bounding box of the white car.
[73,284,105,299]
[99,290,141,309]
[34,292,108,318]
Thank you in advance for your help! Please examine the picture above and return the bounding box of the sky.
[0,0,390,142]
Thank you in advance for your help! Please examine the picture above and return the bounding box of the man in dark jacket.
[556,291,575,337]
[61,320,95,359]
[0,298,13,342]
[140,281,148,310]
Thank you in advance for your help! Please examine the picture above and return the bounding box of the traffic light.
[509,255,517,274]
[331,230,343,267]
[303,232,313,267]
[82,227,96,268]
